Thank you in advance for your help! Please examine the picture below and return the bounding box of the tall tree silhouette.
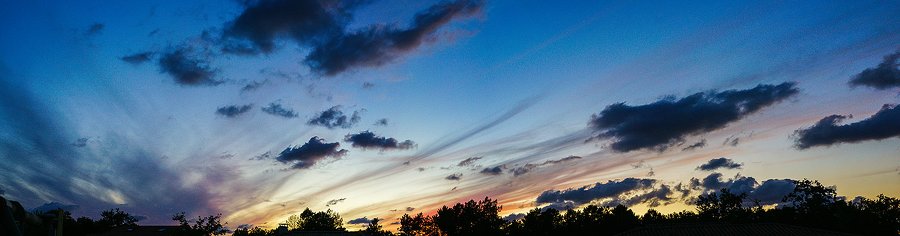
[695,188,750,221]
[431,197,505,235]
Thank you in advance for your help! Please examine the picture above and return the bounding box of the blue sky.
[1,0,898,229]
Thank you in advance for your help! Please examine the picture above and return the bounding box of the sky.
[1,0,899,230]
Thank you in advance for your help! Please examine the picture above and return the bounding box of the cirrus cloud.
[158,48,220,86]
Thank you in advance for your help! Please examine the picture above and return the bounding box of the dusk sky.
[1,0,899,230]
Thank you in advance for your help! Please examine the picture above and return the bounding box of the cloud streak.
[536,178,658,205]
[261,103,299,118]
[121,52,154,65]
[511,156,581,176]
[216,104,253,118]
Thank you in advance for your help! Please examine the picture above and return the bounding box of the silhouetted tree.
[172,212,227,236]
[97,208,139,229]
[606,205,640,234]
[559,204,607,234]
[398,212,436,236]
[285,214,302,231]
[695,188,749,221]
[853,194,900,235]
[232,225,271,236]
[364,218,394,236]
[517,208,561,235]
[640,209,666,224]
[431,197,505,235]
[302,208,344,231]
[783,179,837,213]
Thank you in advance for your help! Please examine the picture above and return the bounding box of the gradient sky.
[1,0,898,230]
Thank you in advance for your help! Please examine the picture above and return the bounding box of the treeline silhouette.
[5,179,899,235]
[5,207,229,236]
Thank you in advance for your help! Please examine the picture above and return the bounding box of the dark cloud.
[158,48,220,86]
[502,213,525,222]
[121,52,154,65]
[240,80,268,93]
[690,173,795,206]
[445,173,462,181]
[348,217,371,224]
[589,82,799,152]
[480,166,503,175]
[276,137,348,169]
[405,207,415,211]
[304,0,484,75]
[681,139,706,151]
[307,106,361,129]
[457,156,482,167]
[71,137,89,147]
[690,172,756,194]
[848,51,900,90]
[191,0,482,78]
[536,178,657,205]
[511,156,581,176]
[538,178,682,209]
[85,23,104,36]
[343,131,415,151]
[794,104,900,149]
[373,118,388,126]
[612,184,675,208]
[750,179,796,205]
[696,157,743,171]
[261,102,298,118]
[535,172,799,210]
[326,198,346,207]
[541,201,578,211]
[220,0,361,55]
[216,104,253,118]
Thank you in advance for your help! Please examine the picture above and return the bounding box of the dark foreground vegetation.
[2,180,898,235]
